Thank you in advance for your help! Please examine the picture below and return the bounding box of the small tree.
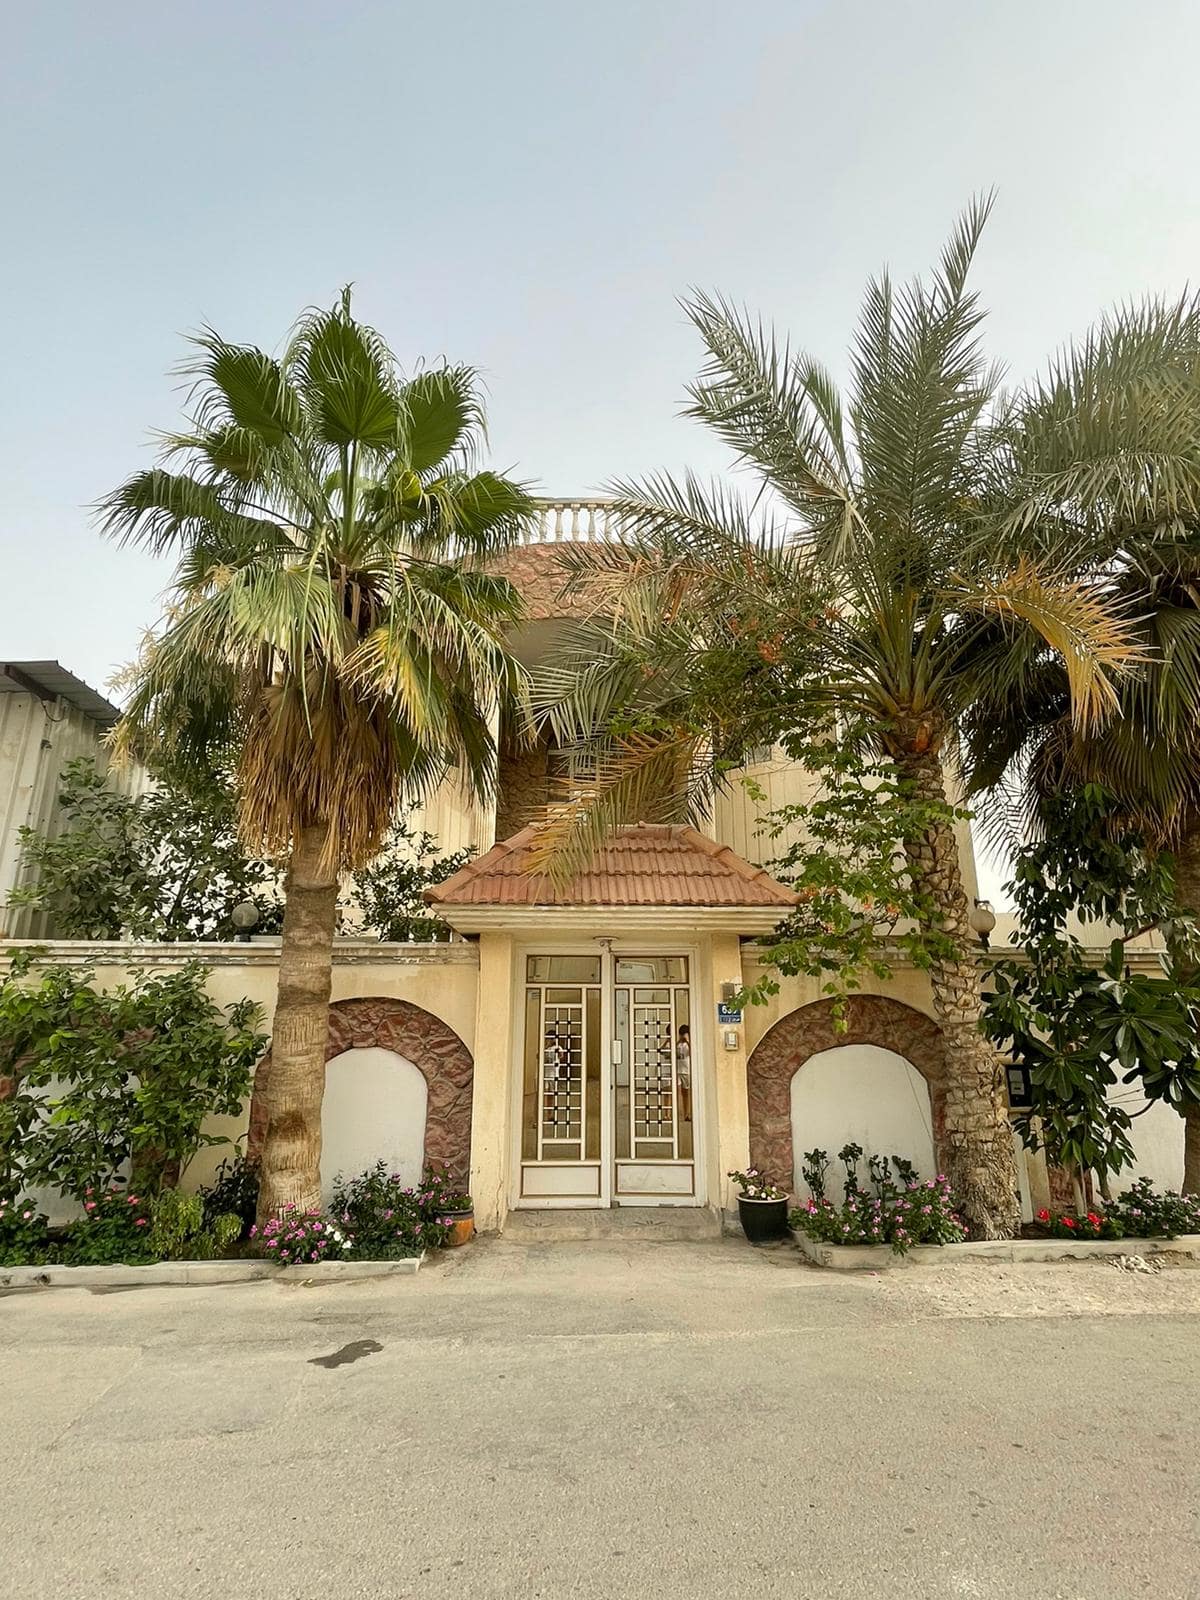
[353,821,471,941]
[982,787,1200,1203]
[7,758,282,939]
[0,951,265,1202]
[740,725,967,1017]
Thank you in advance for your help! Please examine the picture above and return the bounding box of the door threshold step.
[502,1208,722,1243]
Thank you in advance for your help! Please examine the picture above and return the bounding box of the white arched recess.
[790,1043,935,1198]
[320,1047,428,1199]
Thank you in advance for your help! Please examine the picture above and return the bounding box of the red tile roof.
[426,823,801,909]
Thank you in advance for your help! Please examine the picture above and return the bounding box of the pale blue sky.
[3,0,1199,898]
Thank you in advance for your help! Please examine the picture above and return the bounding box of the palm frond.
[399,365,485,473]
[949,561,1145,730]
[523,730,706,887]
[285,289,400,450]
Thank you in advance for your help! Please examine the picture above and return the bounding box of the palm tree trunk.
[1170,819,1200,1193]
[899,749,1019,1239]
[256,823,339,1224]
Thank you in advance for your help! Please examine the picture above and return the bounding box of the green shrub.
[149,1188,245,1260]
[0,952,264,1205]
[199,1153,259,1233]
[62,1188,156,1266]
[330,1162,434,1258]
[1108,1177,1200,1238]
[330,1160,471,1258]
[790,1174,967,1255]
[0,1198,55,1266]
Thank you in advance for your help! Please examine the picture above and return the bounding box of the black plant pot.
[737,1194,789,1244]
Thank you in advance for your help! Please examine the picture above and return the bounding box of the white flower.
[341,1240,351,1250]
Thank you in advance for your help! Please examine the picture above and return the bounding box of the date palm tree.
[532,200,1186,1238]
[966,310,1200,1189]
[102,291,535,1221]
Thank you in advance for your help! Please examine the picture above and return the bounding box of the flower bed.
[1034,1177,1200,1242]
[790,1173,967,1256]
[0,1159,472,1273]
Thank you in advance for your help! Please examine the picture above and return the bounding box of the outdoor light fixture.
[230,901,260,943]
[969,897,996,948]
[1005,1061,1033,1110]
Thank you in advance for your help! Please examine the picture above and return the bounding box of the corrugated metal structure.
[0,661,142,939]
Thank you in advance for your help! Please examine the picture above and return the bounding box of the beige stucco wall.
[739,956,939,1056]
[469,933,517,1229]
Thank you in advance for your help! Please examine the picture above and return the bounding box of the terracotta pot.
[443,1210,475,1248]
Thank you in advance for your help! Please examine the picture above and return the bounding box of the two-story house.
[267,500,1004,1230]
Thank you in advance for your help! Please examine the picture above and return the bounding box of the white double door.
[516,949,701,1207]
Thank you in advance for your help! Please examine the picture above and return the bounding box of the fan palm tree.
[102,291,535,1221]
[531,200,1189,1238]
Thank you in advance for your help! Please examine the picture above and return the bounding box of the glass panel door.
[519,957,603,1201]
[613,957,696,1202]
[516,951,699,1207]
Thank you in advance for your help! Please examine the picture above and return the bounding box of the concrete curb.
[790,1229,1200,1270]
[0,1254,424,1290]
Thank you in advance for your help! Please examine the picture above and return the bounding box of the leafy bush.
[248,1208,352,1265]
[7,757,283,940]
[0,1198,54,1266]
[1108,1177,1200,1238]
[799,1148,830,1199]
[790,1174,968,1255]
[149,1188,243,1260]
[416,1160,472,1217]
[62,1188,155,1266]
[199,1153,259,1233]
[352,822,472,941]
[798,1146,920,1204]
[331,1160,469,1257]
[331,1163,427,1257]
[0,952,265,1203]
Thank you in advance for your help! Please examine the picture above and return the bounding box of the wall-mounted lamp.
[969,898,996,949]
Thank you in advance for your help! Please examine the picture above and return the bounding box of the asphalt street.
[3,1238,1198,1599]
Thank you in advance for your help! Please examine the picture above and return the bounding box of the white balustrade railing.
[523,498,620,544]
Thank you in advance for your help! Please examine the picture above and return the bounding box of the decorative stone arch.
[248,998,474,1184]
[746,996,946,1194]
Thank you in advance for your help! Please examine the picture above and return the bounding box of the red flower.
[1036,1209,1050,1222]
[1086,1213,1100,1225]
[1062,1216,1076,1228]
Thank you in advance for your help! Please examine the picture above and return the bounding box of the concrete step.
[501,1207,723,1243]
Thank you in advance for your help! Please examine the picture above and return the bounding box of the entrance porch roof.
[426,823,799,934]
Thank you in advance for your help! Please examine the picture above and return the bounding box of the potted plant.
[423,1162,475,1247]
[440,1197,475,1248]
[728,1169,789,1243]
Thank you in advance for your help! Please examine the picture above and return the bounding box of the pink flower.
[135,1218,148,1227]
[84,1201,96,1211]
